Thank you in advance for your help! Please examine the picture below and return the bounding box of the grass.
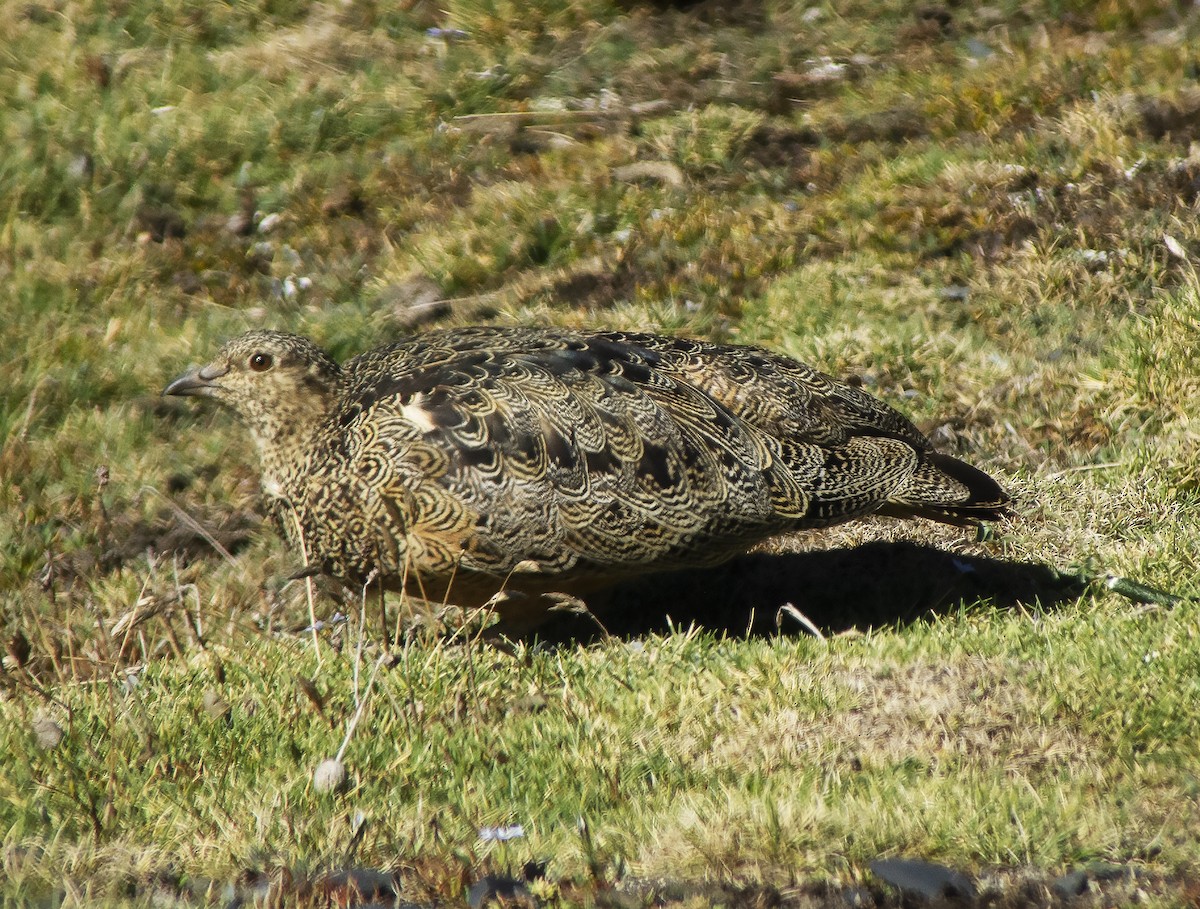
[4,0,1200,905]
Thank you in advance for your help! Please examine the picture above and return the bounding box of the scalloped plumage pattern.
[166,327,1010,606]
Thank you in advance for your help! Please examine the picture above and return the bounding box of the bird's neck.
[256,432,315,503]
[248,406,330,505]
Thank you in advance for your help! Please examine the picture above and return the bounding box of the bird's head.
[164,330,341,463]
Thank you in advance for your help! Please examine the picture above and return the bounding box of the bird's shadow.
[525,541,1087,644]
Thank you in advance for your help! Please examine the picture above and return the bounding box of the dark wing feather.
[604,331,931,448]
[601,331,1008,525]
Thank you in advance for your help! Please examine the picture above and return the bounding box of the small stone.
[6,630,31,669]
[202,689,231,723]
[135,204,186,242]
[1085,862,1131,881]
[612,161,685,187]
[314,868,396,904]
[964,37,994,59]
[467,876,533,909]
[508,694,548,716]
[1052,870,1089,898]
[870,857,977,901]
[67,153,94,182]
[227,212,253,235]
[82,54,112,88]
[280,246,302,269]
[322,183,366,218]
[32,712,64,750]
[377,275,448,331]
[172,271,203,295]
[628,99,672,117]
[313,758,346,792]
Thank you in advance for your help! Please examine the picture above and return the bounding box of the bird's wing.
[599,332,1007,528]
[331,333,815,579]
[608,333,1010,525]
[605,331,933,450]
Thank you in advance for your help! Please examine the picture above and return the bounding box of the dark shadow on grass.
[528,541,1086,644]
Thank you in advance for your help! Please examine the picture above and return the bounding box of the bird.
[164,327,1010,631]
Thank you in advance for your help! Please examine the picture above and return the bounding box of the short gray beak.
[162,363,229,397]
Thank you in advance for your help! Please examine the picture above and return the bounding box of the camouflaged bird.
[164,328,1010,620]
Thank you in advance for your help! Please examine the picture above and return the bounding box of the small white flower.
[1123,157,1146,179]
[479,824,525,842]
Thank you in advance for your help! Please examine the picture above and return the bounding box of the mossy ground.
[3,0,1200,905]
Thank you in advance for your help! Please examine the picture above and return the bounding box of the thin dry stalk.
[288,510,322,671]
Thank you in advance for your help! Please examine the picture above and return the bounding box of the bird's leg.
[366,546,391,650]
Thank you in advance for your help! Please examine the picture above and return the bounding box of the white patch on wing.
[400,393,438,433]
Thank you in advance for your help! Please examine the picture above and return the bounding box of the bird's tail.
[878,452,1012,527]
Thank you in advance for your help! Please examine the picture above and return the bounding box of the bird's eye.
[249,353,274,372]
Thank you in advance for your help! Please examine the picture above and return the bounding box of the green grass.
[4,0,1200,905]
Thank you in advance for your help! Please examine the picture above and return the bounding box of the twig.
[140,486,237,564]
[173,556,206,650]
[453,109,615,122]
[452,98,670,124]
[1054,566,1192,608]
[335,652,388,763]
[15,377,47,442]
[289,510,322,670]
[355,570,378,705]
[776,603,826,641]
[1098,573,1189,608]
[1046,461,1125,480]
